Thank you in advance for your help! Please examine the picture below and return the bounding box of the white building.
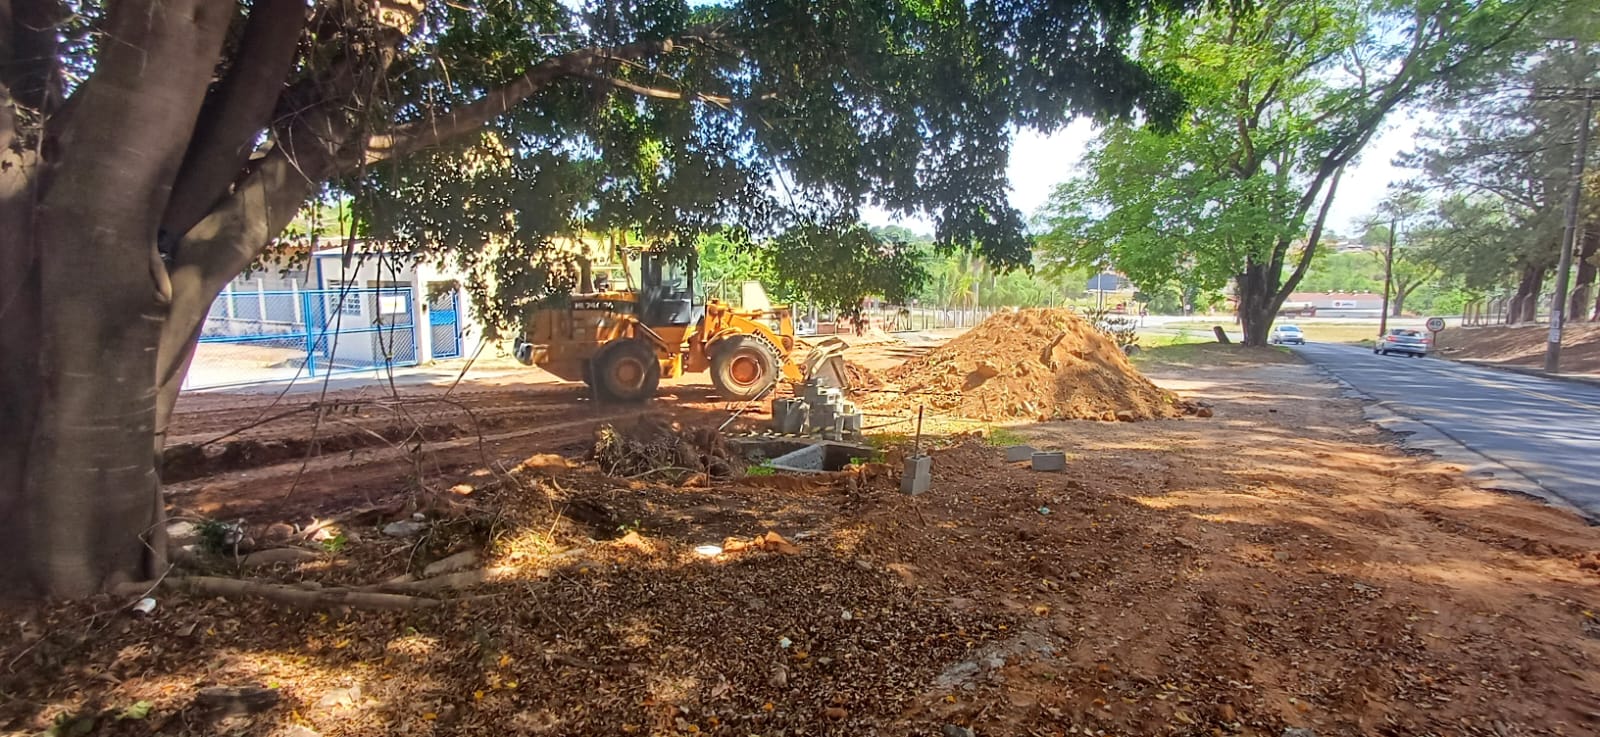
[190,244,483,388]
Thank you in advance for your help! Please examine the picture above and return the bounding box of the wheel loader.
[512,249,846,401]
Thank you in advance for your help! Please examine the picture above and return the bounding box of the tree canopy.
[1036,0,1544,343]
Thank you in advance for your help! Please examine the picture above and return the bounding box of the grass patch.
[745,461,777,477]
[864,432,911,451]
[1132,342,1298,370]
[983,427,1028,447]
[1159,320,1386,345]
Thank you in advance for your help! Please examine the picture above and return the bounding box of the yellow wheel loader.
[512,250,846,402]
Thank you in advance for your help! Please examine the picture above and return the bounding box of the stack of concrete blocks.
[770,380,863,441]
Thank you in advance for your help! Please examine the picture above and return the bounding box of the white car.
[1269,325,1305,345]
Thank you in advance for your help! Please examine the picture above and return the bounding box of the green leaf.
[117,701,154,721]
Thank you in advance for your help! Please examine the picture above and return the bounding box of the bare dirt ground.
[4,341,1600,737]
[1436,322,1600,374]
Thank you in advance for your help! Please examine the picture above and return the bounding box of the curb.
[1453,358,1600,389]
[1306,363,1598,524]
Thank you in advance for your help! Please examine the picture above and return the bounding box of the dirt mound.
[590,416,743,480]
[872,309,1184,421]
[844,359,884,390]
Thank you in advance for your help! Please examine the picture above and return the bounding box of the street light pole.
[1546,90,1594,373]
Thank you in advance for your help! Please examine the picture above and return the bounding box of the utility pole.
[1379,215,1396,339]
[1546,89,1594,373]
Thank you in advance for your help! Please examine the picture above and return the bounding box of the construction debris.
[591,417,742,480]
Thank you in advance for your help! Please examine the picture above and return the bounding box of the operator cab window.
[641,253,695,326]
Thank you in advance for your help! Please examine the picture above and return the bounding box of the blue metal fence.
[188,286,419,389]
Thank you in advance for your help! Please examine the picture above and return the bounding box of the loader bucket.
[801,337,852,394]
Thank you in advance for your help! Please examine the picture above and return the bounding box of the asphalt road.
[1293,342,1600,518]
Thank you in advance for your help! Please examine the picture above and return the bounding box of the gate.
[429,289,462,358]
[187,286,419,388]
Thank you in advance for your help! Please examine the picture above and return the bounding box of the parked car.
[1269,325,1305,345]
[1375,328,1429,357]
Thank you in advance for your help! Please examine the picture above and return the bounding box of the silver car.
[1269,325,1305,345]
[1376,328,1429,357]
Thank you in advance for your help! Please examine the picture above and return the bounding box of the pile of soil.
[843,359,884,390]
[872,309,1185,422]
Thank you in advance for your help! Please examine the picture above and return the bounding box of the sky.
[864,112,1429,241]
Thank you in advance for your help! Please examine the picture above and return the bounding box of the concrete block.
[1004,444,1037,462]
[810,405,837,435]
[771,399,808,434]
[901,454,932,495]
[837,412,863,438]
[1031,451,1066,472]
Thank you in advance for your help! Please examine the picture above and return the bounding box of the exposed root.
[114,576,446,610]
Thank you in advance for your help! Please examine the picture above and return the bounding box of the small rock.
[942,725,976,737]
[1196,406,1214,418]
[283,726,322,737]
[1282,729,1316,737]
[261,522,297,542]
[1067,571,1082,581]
[1114,409,1137,422]
[841,610,853,621]
[770,664,789,688]
[1352,582,1379,595]
[382,520,428,538]
[166,521,201,544]
[1272,551,1291,563]
[422,550,478,577]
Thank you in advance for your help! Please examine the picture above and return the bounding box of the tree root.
[113,576,445,610]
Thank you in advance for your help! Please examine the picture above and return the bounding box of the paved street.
[1293,342,1600,518]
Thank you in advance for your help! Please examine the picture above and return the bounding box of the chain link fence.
[186,285,419,389]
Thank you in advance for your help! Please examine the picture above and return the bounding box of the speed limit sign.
[1425,317,1445,332]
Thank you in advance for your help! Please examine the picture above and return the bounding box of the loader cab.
[638,251,696,327]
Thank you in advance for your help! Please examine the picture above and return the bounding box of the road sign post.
[1426,316,1445,348]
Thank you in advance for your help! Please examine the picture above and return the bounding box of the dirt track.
[4,342,1600,736]
[163,361,758,523]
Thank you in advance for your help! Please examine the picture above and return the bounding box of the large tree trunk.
[1235,261,1274,346]
[1571,228,1596,321]
[0,0,234,597]
[1507,264,1544,325]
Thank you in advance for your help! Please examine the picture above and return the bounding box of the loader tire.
[709,335,781,401]
[593,340,660,403]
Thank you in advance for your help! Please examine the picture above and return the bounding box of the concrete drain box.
[768,441,876,473]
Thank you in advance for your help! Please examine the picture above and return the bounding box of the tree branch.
[579,71,735,107]
[362,30,715,167]
[160,0,306,243]
[0,0,66,114]
[1277,165,1345,303]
